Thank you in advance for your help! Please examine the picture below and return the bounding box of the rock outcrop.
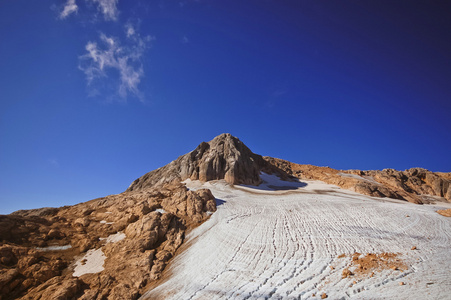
[127,133,288,191]
[0,182,216,300]
[265,157,451,204]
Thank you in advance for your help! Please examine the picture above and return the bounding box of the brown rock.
[437,209,451,217]
[342,268,353,279]
[77,239,93,252]
[127,213,140,224]
[0,269,19,295]
[108,283,139,300]
[47,229,64,239]
[22,276,81,300]
[17,255,38,270]
[0,246,17,266]
[39,277,81,300]
[74,217,90,227]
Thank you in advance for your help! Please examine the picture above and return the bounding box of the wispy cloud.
[48,158,60,168]
[78,25,153,101]
[89,0,119,21]
[125,22,135,38]
[181,35,189,44]
[58,0,119,21]
[57,1,153,101]
[59,0,78,19]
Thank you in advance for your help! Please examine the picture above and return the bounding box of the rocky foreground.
[0,183,215,299]
[0,133,450,299]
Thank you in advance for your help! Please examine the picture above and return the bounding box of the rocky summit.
[127,133,288,191]
[1,134,450,300]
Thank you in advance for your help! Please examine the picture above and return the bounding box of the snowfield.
[73,248,106,277]
[73,231,126,277]
[141,174,451,299]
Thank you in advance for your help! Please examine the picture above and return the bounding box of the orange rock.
[437,209,451,217]
[342,269,353,278]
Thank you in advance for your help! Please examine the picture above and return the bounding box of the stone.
[74,218,90,227]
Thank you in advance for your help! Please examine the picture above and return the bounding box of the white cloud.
[125,23,135,38]
[181,35,189,44]
[90,0,119,21]
[48,158,60,168]
[59,0,78,19]
[79,27,152,101]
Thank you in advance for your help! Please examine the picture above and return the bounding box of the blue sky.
[1,0,450,214]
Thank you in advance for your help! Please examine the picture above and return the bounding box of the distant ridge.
[265,157,451,204]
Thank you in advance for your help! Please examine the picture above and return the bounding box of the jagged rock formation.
[265,157,451,204]
[0,182,215,299]
[127,133,288,191]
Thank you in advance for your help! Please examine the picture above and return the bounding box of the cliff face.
[127,133,286,191]
[265,157,451,204]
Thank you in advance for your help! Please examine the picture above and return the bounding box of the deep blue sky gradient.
[1,0,450,214]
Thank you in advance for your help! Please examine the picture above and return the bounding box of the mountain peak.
[212,132,234,140]
[127,134,282,191]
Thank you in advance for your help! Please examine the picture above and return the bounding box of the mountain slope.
[1,133,450,299]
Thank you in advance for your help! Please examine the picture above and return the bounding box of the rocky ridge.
[265,157,451,204]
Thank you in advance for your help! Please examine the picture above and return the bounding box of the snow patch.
[36,245,72,252]
[99,232,126,243]
[100,220,114,224]
[106,232,126,243]
[155,208,167,214]
[73,248,105,277]
[338,172,380,185]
